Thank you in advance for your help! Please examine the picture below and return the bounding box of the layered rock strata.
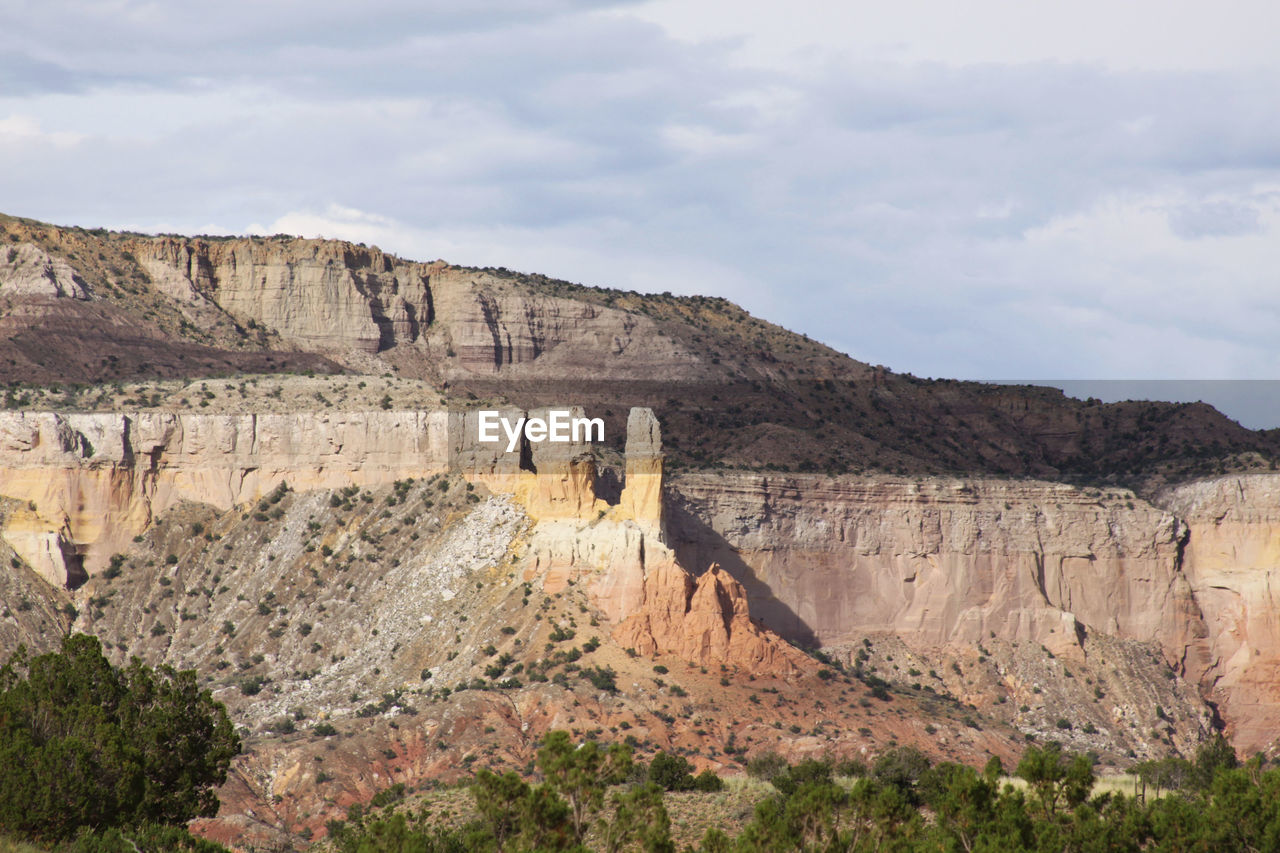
[0,243,91,299]
[1157,475,1280,753]
[514,409,807,675]
[0,405,616,586]
[669,474,1198,658]
[0,404,803,675]
[0,411,452,586]
[669,470,1280,752]
[123,237,704,379]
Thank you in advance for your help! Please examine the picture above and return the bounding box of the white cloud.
[0,2,1278,386]
[628,0,1280,72]
[0,114,83,148]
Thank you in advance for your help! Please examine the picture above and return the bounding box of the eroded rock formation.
[8,398,1280,747]
[1157,475,1280,753]
[0,411,452,585]
[0,403,803,675]
[511,408,807,675]
[669,474,1197,656]
[668,470,1280,753]
[0,243,91,299]
[132,237,434,354]
[124,236,704,379]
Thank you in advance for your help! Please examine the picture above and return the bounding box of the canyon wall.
[133,237,434,354]
[0,410,453,585]
[668,470,1280,753]
[6,399,1280,746]
[668,474,1197,654]
[125,237,703,379]
[0,404,653,588]
[513,407,808,674]
[1158,475,1280,752]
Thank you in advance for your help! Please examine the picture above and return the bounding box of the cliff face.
[6,398,1280,751]
[1157,476,1280,753]
[507,407,808,675]
[126,236,703,379]
[668,470,1280,753]
[0,403,802,674]
[0,243,91,299]
[669,474,1196,653]
[8,217,1280,489]
[133,237,436,355]
[0,411,452,586]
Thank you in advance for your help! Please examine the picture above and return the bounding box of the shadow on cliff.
[665,498,820,650]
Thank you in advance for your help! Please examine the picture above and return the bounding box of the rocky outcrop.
[0,410,453,585]
[666,470,1280,753]
[670,474,1199,658]
[614,563,809,675]
[514,409,807,675]
[0,404,805,681]
[428,274,700,378]
[618,407,664,535]
[125,236,704,379]
[0,404,625,587]
[1156,475,1280,753]
[0,243,91,299]
[131,237,435,354]
[453,407,606,520]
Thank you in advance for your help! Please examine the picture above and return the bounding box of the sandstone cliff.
[668,470,1280,754]
[1156,475,1280,753]
[0,402,803,675]
[506,407,807,675]
[124,236,704,380]
[7,216,1279,490]
[0,410,453,586]
[0,242,91,299]
[669,474,1196,655]
[132,237,435,355]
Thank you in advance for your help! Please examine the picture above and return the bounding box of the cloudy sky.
[3,1,1280,397]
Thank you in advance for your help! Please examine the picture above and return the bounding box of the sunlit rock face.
[0,410,451,585]
[1156,475,1280,753]
[6,396,1280,749]
[129,236,704,380]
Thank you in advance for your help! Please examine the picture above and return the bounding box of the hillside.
[2,213,1276,494]
[3,215,1280,850]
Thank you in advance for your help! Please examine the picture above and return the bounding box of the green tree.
[1147,792,1209,850]
[921,762,1000,852]
[647,751,695,792]
[331,812,466,853]
[470,767,575,852]
[472,769,534,851]
[1200,758,1280,852]
[537,730,632,844]
[873,746,932,805]
[1015,741,1093,820]
[601,782,673,853]
[1133,757,1191,801]
[736,775,922,852]
[1190,733,1238,792]
[771,758,834,797]
[67,823,230,852]
[1059,793,1150,853]
[0,634,240,842]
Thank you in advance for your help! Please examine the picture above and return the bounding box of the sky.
[3,1,1280,410]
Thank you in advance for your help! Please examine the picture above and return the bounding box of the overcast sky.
[3,1,1280,393]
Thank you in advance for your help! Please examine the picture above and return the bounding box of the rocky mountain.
[2,214,1279,849]
[2,213,1276,490]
